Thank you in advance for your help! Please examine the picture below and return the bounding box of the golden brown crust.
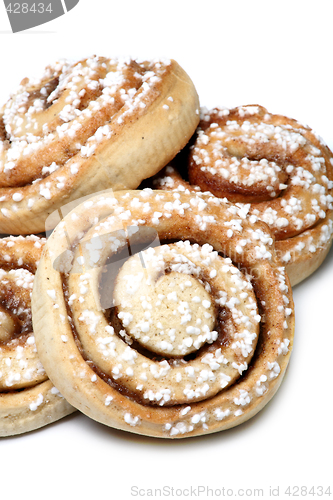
[0,56,199,235]
[0,236,75,437]
[153,105,333,286]
[32,189,294,438]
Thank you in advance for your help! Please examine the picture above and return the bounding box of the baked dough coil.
[153,105,333,286]
[32,189,294,438]
[0,56,199,235]
[0,235,75,437]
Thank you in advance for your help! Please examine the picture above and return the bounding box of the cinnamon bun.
[0,235,74,437]
[0,56,199,235]
[32,189,294,438]
[153,105,333,286]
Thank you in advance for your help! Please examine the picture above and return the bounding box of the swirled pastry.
[0,56,199,235]
[0,235,74,437]
[32,189,294,438]
[153,105,333,286]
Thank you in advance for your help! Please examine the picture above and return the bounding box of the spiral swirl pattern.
[154,105,333,286]
[32,189,294,438]
[0,236,74,437]
[0,56,199,234]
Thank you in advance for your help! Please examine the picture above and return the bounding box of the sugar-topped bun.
[0,56,199,234]
[0,235,75,437]
[32,189,294,438]
[153,105,333,286]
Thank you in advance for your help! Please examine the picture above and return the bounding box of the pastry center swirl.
[114,246,217,357]
[0,269,33,343]
[0,308,17,342]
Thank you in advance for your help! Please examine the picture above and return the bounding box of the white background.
[0,1,332,499]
